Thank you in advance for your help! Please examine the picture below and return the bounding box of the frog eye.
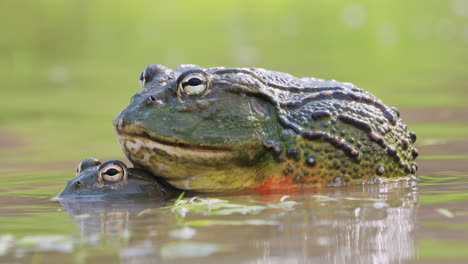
[177,71,209,96]
[76,158,101,175]
[98,160,127,183]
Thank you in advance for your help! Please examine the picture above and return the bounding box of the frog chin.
[115,133,268,191]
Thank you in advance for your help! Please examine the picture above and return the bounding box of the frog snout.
[113,110,129,132]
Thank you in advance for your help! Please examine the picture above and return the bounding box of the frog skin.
[113,64,419,193]
[53,158,174,200]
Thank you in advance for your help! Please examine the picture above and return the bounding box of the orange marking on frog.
[254,175,302,195]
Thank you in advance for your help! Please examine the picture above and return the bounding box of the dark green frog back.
[207,67,418,185]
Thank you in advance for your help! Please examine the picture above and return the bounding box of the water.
[1,121,468,263]
[1,0,468,263]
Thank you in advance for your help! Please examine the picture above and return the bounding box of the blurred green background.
[0,0,467,161]
[0,1,468,262]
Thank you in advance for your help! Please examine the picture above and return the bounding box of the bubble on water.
[342,3,367,29]
[377,23,398,46]
[452,0,468,17]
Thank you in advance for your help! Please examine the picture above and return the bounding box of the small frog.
[53,158,172,200]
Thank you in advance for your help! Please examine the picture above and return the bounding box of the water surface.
[1,113,468,263]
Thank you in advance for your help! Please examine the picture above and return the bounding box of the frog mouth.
[116,131,233,158]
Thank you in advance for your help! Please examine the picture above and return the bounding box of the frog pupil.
[186,77,203,86]
[105,168,120,176]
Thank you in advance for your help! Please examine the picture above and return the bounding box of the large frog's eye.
[98,160,128,183]
[177,71,210,96]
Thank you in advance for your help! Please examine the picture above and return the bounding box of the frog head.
[53,158,168,200]
[113,65,283,192]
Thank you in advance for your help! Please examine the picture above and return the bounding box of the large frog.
[114,64,418,193]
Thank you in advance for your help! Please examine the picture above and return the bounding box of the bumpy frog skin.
[114,64,419,192]
[53,158,171,200]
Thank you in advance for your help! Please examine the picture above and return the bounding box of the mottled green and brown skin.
[114,64,418,193]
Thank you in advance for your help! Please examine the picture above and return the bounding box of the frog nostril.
[149,96,156,102]
[75,181,82,187]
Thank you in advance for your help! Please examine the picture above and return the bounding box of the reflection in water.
[55,181,418,264]
[319,185,416,264]
[59,199,169,247]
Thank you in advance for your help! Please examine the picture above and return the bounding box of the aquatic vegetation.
[137,193,298,228]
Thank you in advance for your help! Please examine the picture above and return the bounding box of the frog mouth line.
[117,132,232,154]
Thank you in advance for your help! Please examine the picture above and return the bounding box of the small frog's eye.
[177,71,210,96]
[76,158,101,175]
[98,160,127,183]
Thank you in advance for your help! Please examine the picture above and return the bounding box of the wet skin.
[114,64,419,192]
[53,158,172,200]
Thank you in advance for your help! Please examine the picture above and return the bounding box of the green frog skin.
[53,158,172,200]
[113,64,419,193]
